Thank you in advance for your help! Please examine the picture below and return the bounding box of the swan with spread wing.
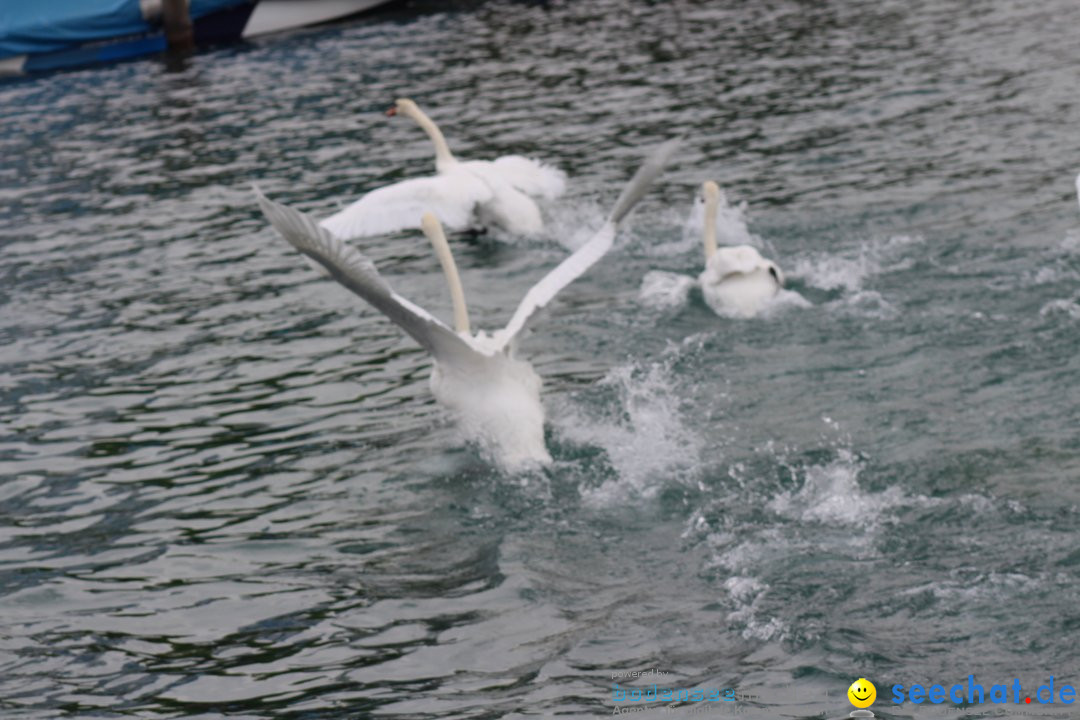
[256,140,678,471]
[319,99,566,240]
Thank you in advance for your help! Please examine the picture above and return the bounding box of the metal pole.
[161,0,194,51]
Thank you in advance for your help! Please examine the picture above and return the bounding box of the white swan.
[319,98,566,240]
[255,140,678,471]
[697,181,784,318]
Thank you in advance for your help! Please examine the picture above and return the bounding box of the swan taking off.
[698,181,784,317]
[255,139,678,471]
[319,98,566,240]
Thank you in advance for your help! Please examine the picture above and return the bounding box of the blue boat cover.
[0,0,248,59]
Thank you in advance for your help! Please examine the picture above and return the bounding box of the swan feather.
[488,155,567,199]
[318,171,493,240]
[497,138,680,346]
[254,186,490,368]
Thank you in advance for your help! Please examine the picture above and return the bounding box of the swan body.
[255,139,678,471]
[429,346,549,469]
[697,181,783,318]
[320,99,566,240]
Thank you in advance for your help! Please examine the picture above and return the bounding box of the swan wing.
[454,160,545,235]
[451,160,540,234]
[496,222,616,346]
[496,138,680,347]
[254,188,489,366]
[318,172,493,240]
[489,155,567,199]
[705,245,768,279]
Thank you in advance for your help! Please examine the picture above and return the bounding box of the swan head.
[386,98,419,118]
[386,98,455,168]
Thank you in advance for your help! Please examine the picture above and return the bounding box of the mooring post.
[161,0,194,51]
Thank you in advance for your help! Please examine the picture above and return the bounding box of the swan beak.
[385,106,398,117]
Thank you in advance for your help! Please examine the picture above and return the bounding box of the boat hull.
[0,0,393,77]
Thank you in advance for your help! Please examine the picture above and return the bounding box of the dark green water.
[2,1,1080,717]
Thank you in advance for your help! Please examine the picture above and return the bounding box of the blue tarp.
[0,0,248,59]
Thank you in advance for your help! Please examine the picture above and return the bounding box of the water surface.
[2,1,1080,717]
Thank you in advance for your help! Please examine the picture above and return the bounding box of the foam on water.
[683,189,756,248]
[699,528,794,643]
[7,1,1080,714]
[833,289,899,318]
[790,234,922,293]
[536,198,607,251]
[722,575,789,642]
[900,572,1042,605]
[637,269,696,311]
[1039,297,1080,319]
[767,449,913,528]
[1063,229,1080,252]
[681,421,950,646]
[553,358,704,503]
[768,288,814,312]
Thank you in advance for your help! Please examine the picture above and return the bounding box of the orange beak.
[385,106,397,117]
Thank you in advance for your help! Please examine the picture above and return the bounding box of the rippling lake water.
[3,1,1080,717]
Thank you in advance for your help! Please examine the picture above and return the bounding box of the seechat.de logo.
[847,678,877,718]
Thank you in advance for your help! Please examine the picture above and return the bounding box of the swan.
[255,139,678,471]
[319,98,566,240]
[638,181,785,317]
[697,181,784,317]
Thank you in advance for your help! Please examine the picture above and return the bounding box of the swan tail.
[607,138,681,225]
[253,186,487,368]
[491,155,567,199]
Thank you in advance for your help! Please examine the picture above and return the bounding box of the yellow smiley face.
[848,678,876,708]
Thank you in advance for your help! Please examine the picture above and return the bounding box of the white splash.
[1039,298,1080,319]
[556,360,703,502]
[638,269,697,311]
[791,234,922,293]
[540,198,607,251]
[767,449,912,528]
[683,188,756,249]
[723,574,789,641]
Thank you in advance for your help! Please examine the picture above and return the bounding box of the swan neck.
[703,193,719,262]
[407,105,455,168]
[423,217,470,334]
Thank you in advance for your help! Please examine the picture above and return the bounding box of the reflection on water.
[3,0,1080,716]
